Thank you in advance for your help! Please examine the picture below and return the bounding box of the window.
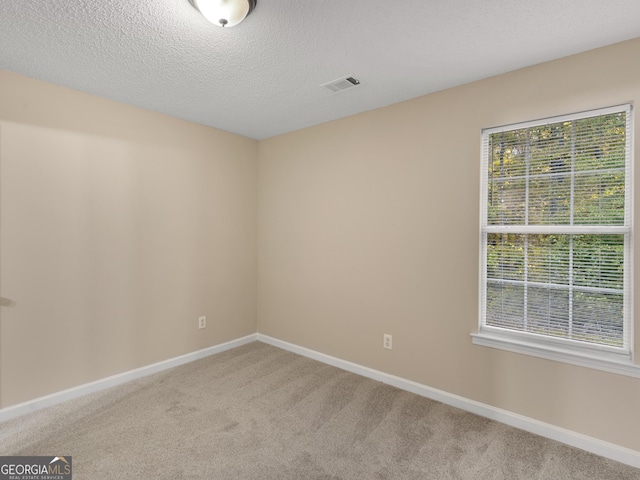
[473,105,637,373]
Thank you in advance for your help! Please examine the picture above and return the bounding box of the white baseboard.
[0,334,257,423]
[2,332,638,469]
[257,333,640,469]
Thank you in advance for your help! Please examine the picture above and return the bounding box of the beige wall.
[2,38,640,453]
[0,71,258,407]
[258,38,640,451]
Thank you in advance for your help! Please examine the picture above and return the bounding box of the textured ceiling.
[1,1,640,140]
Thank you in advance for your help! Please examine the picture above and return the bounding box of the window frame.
[472,104,640,377]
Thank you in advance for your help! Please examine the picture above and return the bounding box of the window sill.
[471,332,640,379]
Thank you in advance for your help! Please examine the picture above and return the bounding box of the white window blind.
[479,105,632,356]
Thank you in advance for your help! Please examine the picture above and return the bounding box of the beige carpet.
[0,342,637,479]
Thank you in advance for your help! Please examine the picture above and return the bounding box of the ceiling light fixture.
[189,0,257,27]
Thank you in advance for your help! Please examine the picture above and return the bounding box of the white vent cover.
[321,76,361,93]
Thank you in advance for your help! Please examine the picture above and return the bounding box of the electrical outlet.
[383,334,392,350]
[198,316,207,329]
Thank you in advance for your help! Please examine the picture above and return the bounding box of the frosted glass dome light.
[189,0,257,27]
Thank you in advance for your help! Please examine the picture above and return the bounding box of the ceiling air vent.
[321,76,361,93]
